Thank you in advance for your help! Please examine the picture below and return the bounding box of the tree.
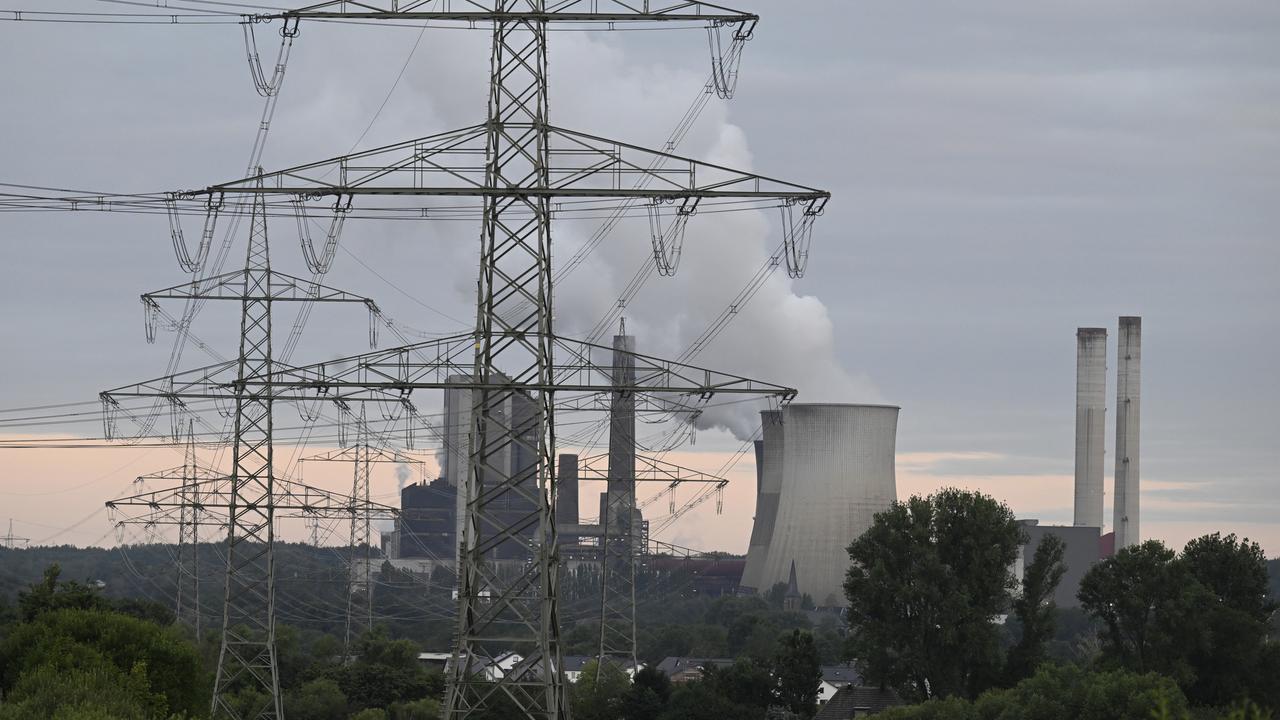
[1079,534,1278,707]
[701,658,774,710]
[872,664,1190,720]
[622,665,672,720]
[1005,534,1066,683]
[571,659,632,720]
[1078,540,1194,679]
[844,489,1024,700]
[16,564,106,621]
[773,629,823,717]
[0,607,207,718]
[328,627,444,711]
[284,677,349,720]
[1177,534,1276,706]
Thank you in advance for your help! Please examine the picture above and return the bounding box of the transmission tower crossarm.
[142,269,380,307]
[106,476,400,522]
[576,453,726,484]
[246,334,798,399]
[300,445,425,466]
[195,125,828,205]
[260,0,758,23]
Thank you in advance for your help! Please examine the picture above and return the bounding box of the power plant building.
[745,404,900,608]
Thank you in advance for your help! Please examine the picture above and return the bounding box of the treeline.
[845,489,1280,719]
[0,565,444,719]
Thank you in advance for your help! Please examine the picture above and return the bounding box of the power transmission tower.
[299,419,426,658]
[107,3,828,717]
[105,179,383,719]
[1,520,29,549]
[132,422,226,635]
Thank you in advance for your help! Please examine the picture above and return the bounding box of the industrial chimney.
[1113,317,1142,549]
[1074,328,1107,528]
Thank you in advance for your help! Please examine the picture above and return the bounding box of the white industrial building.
[744,403,900,608]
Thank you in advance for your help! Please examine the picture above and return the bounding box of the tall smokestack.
[1113,317,1142,549]
[1074,328,1107,528]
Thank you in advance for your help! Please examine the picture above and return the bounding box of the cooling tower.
[1074,328,1107,528]
[757,404,899,608]
[1113,317,1142,549]
[740,410,784,592]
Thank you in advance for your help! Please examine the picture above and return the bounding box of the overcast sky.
[1,1,1277,555]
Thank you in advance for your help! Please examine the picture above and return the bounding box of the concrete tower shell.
[740,410,784,592]
[1113,317,1142,549]
[757,404,899,608]
[1074,328,1107,528]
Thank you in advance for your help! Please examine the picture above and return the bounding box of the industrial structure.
[1113,316,1142,549]
[19,0,835,715]
[1073,328,1107,528]
[744,404,900,608]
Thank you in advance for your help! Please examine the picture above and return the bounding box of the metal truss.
[106,181,382,719]
[574,453,727,486]
[135,422,211,635]
[100,333,795,405]
[106,475,400,529]
[299,425,426,657]
[100,2,825,717]
[257,1,757,23]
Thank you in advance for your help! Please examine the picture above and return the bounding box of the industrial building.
[1014,520,1101,609]
[1015,317,1144,603]
[744,403,900,608]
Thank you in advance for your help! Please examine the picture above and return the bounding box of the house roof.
[560,656,594,673]
[655,657,734,676]
[820,665,863,687]
[813,685,903,719]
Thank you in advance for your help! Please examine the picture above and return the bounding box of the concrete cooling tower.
[746,404,899,608]
[739,410,784,592]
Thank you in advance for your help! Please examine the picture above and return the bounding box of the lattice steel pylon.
[177,421,204,636]
[105,178,383,719]
[299,421,426,658]
[163,3,829,717]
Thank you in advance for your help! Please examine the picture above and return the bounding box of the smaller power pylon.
[299,415,425,658]
[1,520,29,549]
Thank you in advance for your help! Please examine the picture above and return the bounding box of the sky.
[0,1,1277,556]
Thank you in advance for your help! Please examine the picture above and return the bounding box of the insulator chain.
[781,197,827,279]
[241,17,298,98]
[293,194,352,274]
[101,396,119,441]
[367,303,381,350]
[335,400,352,448]
[715,485,725,515]
[402,400,419,450]
[647,197,698,277]
[168,397,186,443]
[142,297,160,344]
[707,19,756,100]
[167,192,223,273]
